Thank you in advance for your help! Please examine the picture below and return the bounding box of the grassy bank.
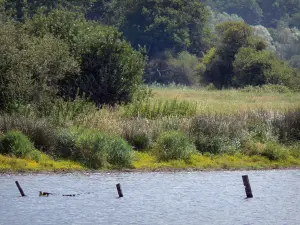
[1,86,300,173]
[0,154,84,173]
[1,151,300,173]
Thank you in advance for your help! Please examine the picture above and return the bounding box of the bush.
[27,9,145,106]
[0,130,35,158]
[243,141,289,161]
[261,142,289,161]
[75,130,133,169]
[194,136,240,155]
[0,115,58,154]
[106,136,133,167]
[0,20,79,110]
[153,131,196,161]
[56,129,79,159]
[233,48,298,88]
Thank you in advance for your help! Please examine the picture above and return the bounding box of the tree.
[108,0,212,57]
[0,20,79,110]
[198,21,298,89]
[205,0,263,25]
[26,9,146,105]
[202,22,253,87]
[4,0,95,21]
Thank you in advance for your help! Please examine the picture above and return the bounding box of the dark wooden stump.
[242,175,253,198]
[116,183,123,198]
[15,181,26,197]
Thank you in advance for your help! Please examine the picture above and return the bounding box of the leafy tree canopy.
[104,0,212,57]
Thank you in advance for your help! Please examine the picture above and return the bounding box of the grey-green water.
[0,170,300,225]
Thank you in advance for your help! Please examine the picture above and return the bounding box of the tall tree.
[106,0,212,57]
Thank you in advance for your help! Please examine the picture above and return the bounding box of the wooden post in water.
[242,175,253,198]
[15,181,26,197]
[116,183,123,198]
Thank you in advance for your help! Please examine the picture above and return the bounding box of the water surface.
[0,170,299,225]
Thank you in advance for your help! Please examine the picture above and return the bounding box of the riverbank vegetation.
[1,1,300,172]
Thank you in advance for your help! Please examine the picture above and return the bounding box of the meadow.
[1,85,300,172]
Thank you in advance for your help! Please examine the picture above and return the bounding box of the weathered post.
[116,183,123,198]
[15,181,26,197]
[242,175,253,198]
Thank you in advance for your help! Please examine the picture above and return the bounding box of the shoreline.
[1,166,300,176]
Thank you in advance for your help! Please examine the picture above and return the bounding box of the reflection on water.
[0,170,300,225]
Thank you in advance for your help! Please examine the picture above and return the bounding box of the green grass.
[133,152,300,171]
[151,86,300,114]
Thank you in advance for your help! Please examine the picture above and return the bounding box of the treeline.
[0,2,145,110]
[205,0,300,28]
[0,0,300,111]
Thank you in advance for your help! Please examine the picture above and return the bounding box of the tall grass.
[273,109,300,144]
[0,114,58,154]
[122,98,197,119]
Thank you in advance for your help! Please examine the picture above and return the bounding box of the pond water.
[0,170,300,225]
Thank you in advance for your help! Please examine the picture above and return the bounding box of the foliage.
[202,22,253,88]
[56,129,79,159]
[0,130,35,158]
[0,19,79,110]
[271,26,300,60]
[201,21,300,89]
[75,129,133,168]
[0,114,58,154]
[194,136,241,155]
[26,9,145,106]
[166,51,202,85]
[205,0,263,25]
[243,141,289,161]
[109,0,212,57]
[4,0,94,21]
[289,55,300,69]
[153,131,196,161]
[233,47,298,87]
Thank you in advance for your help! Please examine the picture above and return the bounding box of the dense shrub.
[73,129,133,169]
[261,142,289,161]
[26,9,145,106]
[233,47,299,88]
[56,129,79,159]
[0,20,79,110]
[243,141,289,161]
[195,136,240,155]
[153,131,196,161]
[0,130,35,158]
[0,115,58,153]
[106,136,133,167]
